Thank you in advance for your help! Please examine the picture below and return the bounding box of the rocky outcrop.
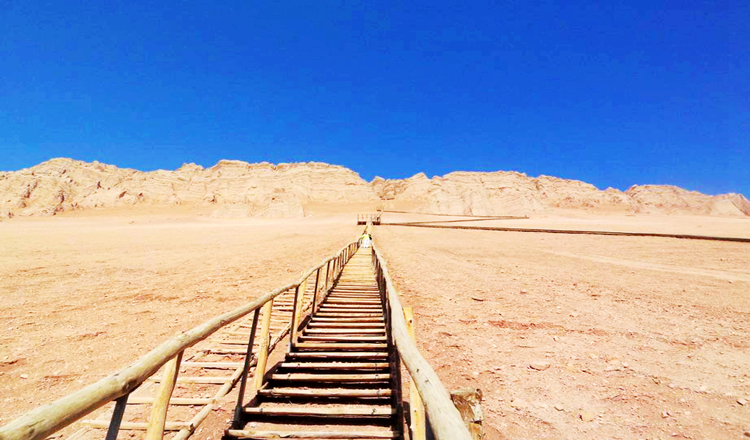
[624,185,750,216]
[373,171,750,217]
[0,158,378,218]
[1,158,747,218]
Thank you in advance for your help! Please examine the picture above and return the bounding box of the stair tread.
[258,387,391,397]
[279,362,389,369]
[226,429,396,438]
[271,373,390,381]
[287,352,388,359]
[244,405,395,416]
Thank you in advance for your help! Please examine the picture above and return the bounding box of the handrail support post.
[232,309,260,428]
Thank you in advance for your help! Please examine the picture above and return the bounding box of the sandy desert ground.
[382,211,750,239]
[2,210,750,439]
[0,211,360,424]
[376,214,750,439]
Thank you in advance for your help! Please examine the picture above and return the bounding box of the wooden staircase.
[0,238,472,440]
[225,249,401,440]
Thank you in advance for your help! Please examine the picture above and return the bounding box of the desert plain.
[2,159,750,439]
[1,208,749,440]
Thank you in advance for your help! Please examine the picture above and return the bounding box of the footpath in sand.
[375,218,750,439]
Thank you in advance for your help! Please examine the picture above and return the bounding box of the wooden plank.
[287,352,388,359]
[304,328,385,334]
[298,335,387,342]
[258,388,391,398]
[311,317,384,322]
[270,373,390,382]
[127,397,212,406]
[227,429,396,438]
[294,342,388,350]
[252,300,274,390]
[150,376,232,384]
[294,276,308,334]
[307,323,385,328]
[279,362,389,369]
[243,406,394,417]
[317,311,383,315]
[181,362,243,369]
[404,307,426,440]
[205,348,254,355]
[319,305,383,310]
[81,421,190,431]
[319,306,383,310]
[145,351,183,440]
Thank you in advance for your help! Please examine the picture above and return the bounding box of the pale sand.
[0,212,360,424]
[375,221,750,439]
[2,210,749,439]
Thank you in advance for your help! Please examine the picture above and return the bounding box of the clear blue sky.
[1,1,748,196]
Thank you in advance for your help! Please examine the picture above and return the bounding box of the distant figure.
[360,232,372,248]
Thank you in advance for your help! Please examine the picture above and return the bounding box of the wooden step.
[270,373,390,382]
[327,293,380,297]
[279,362,389,370]
[243,405,394,417]
[322,305,381,308]
[287,352,388,360]
[295,342,388,350]
[326,293,381,297]
[298,335,387,342]
[227,429,396,438]
[304,328,385,334]
[319,306,383,311]
[258,387,391,398]
[326,294,381,298]
[307,323,385,329]
[311,315,385,324]
[315,311,383,318]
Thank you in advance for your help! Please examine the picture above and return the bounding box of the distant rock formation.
[0,158,378,218]
[372,172,750,217]
[1,158,748,218]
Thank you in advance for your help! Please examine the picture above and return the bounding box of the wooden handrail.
[372,244,472,440]
[0,241,359,440]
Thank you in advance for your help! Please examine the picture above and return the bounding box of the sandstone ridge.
[1,158,748,218]
[373,171,750,217]
[0,158,378,218]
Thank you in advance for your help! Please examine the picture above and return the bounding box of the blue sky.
[1,1,748,195]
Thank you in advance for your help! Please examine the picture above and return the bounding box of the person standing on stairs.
[359,231,372,248]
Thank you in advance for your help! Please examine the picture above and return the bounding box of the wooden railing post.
[232,309,260,427]
[104,394,129,440]
[145,350,184,440]
[289,285,301,348]
[322,260,331,303]
[294,276,307,336]
[404,307,426,440]
[252,300,274,390]
[311,268,321,314]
